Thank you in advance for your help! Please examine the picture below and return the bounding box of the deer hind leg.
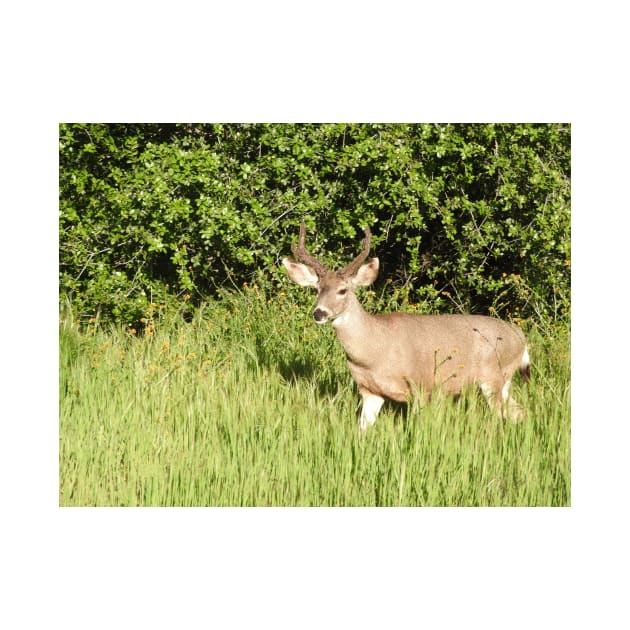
[359,391,385,431]
[480,380,523,422]
[501,380,525,421]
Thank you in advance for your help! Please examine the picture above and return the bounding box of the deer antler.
[291,222,328,277]
[341,226,372,277]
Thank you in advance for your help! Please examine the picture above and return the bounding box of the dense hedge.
[59,123,570,326]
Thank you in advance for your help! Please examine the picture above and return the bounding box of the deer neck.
[331,295,376,365]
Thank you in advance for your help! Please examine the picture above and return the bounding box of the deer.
[282,222,530,430]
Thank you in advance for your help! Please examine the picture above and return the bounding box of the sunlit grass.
[59,287,570,507]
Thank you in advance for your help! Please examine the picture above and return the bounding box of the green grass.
[59,286,570,506]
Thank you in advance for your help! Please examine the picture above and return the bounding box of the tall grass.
[59,286,570,507]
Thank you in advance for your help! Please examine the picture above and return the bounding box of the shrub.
[59,123,570,327]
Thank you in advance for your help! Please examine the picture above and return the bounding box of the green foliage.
[60,123,570,326]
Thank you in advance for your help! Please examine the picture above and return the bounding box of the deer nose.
[313,308,329,323]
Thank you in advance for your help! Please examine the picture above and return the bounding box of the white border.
[4,1,629,628]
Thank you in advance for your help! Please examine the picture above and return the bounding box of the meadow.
[59,285,570,507]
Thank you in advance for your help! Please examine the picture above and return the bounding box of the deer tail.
[520,347,531,382]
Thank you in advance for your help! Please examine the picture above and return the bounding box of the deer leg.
[479,380,504,416]
[480,380,523,422]
[359,391,384,431]
[502,381,525,422]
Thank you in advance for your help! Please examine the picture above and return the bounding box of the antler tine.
[291,222,328,276]
[341,226,372,277]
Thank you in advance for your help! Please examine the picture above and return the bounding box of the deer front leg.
[359,391,385,431]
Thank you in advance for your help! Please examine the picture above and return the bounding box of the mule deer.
[283,222,530,430]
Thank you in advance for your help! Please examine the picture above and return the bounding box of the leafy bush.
[59,123,570,327]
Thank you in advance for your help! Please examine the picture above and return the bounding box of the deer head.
[282,222,379,324]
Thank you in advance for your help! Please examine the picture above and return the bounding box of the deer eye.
[337,288,348,296]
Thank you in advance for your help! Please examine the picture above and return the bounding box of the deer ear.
[282,258,319,287]
[352,257,379,287]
